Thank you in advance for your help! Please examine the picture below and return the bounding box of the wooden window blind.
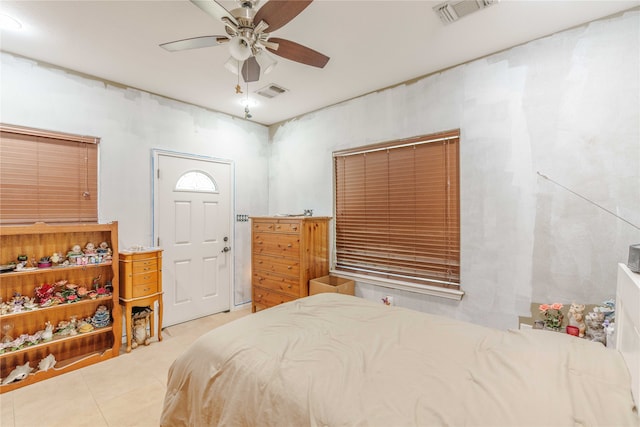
[334,130,460,289]
[0,124,99,224]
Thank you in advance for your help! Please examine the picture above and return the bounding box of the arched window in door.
[175,170,218,193]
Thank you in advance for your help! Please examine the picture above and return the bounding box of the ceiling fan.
[160,0,330,83]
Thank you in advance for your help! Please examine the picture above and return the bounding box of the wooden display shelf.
[0,325,113,358]
[0,222,121,393]
[0,348,116,393]
[0,261,113,279]
[0,296,113,321]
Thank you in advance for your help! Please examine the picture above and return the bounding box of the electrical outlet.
[382,296,394,306]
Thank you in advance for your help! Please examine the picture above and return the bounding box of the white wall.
[0,53,269,307]
[268,10,640,329]
[2,10,638,329]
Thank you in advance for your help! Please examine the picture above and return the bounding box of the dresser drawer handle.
[143,287,151,292]
[292,227,298,231]
[287,285,292,289]
[143,276,151,280]
[287,266,292,269]
[258,260,263,264]
[287,243,292,248]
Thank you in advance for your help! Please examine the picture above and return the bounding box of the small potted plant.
[539,303,564,331]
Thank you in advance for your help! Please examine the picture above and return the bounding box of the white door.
[155,152,232,326]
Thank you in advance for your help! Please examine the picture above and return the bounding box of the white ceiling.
[1,0,638,125]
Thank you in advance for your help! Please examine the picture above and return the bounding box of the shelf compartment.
[1,326,114,378]
[1,295,114,321]
[0,347,117,393]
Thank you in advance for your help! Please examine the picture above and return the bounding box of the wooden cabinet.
[0,222,121,393]
[118,248,163,353]
[251,217,330,312]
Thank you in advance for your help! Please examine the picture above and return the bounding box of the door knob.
[222,246,231,253]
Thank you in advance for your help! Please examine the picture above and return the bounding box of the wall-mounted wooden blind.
[0,124,99,224]
[334,130,460,289]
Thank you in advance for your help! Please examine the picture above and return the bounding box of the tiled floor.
[0,307,251,427]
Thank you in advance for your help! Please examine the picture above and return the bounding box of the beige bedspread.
[161,293,638,426]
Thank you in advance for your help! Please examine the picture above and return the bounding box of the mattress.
[161,293,638,426]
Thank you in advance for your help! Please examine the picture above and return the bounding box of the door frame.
[151,149,236,313]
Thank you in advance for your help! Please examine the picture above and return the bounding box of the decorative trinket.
[91,305,110,328]
[37,354,56,372]
[1,362,32,385]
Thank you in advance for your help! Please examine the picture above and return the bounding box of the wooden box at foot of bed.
[161,264,639,426]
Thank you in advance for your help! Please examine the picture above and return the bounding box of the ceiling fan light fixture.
[254,51,277,75]
[229,36,252,61]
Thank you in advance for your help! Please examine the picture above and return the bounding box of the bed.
[161,264,639,426]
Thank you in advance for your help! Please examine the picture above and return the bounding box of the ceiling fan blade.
[241,56,261,82]
[190,0,238,26]
[254,0,313,33]
[266,38,329,68]
[160,36,228,52]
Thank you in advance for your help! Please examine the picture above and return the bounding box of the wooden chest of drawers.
[251,217,330,312]
[118,248,163,352]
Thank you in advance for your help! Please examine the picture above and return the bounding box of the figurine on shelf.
[84,242,97,255]
[67,244,83,264]
[568,303,586,338]
[77,318,94,333]
[1,362,32,385]
[91,305,110,328]
[16,254,28,270]
[9,292,29,313]
[37,354,56,372]
[0,299,10,315]
[41,321,53,342]
[50,252,63,266]
[37,256,52,269]
[22,297,37,311]
[585,310,606,345]
[97,241,113,260]
[35,282,56,305]
[92,275,102,289]
[1,323,14,344]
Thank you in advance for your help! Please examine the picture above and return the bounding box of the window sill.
[329,270,465,301]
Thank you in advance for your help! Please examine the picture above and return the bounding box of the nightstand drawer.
[132,259,158,274]
[132,282,158,298]
[132,271,158,286]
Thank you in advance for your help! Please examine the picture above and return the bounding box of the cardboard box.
[309,275,355,296]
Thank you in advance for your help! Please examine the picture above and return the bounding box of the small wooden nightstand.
[118,248,163,353]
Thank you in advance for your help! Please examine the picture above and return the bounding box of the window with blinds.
[0,124,99,224]
[334,130,460,289]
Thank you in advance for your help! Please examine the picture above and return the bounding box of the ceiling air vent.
[255,84,288,99]
[433,0,498,24]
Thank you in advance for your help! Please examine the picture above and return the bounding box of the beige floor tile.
[1,391,15,427]
[98,382,166,427]
[11,371,101,427]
